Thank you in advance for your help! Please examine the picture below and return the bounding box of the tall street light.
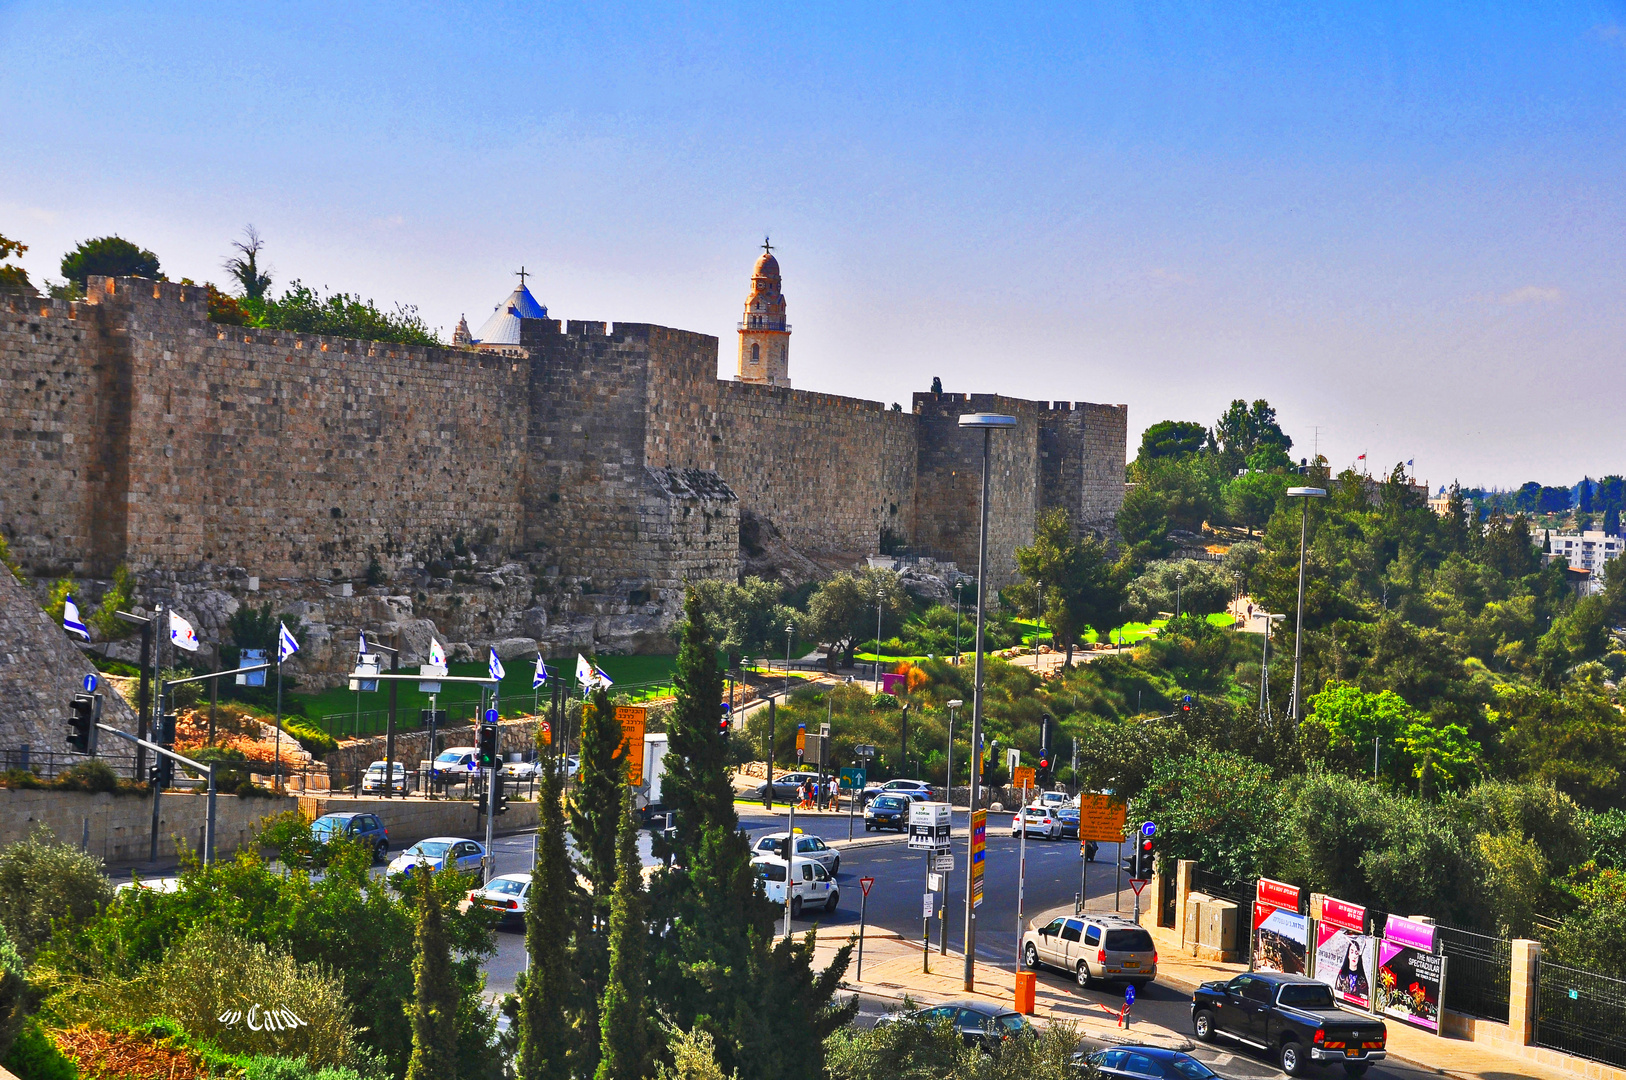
[958,411,1016,991]
[1285,486,1327,721]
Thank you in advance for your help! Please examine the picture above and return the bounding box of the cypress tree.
[517,753,578,1080]
[657,593,736,867]
[595,786,653,1080]
[569,685,628,1079]
[404,873,460,1080]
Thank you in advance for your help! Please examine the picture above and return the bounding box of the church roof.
[473,282,548,345]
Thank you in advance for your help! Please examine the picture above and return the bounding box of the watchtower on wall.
[736,238,790,386]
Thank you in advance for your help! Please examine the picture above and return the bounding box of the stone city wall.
[911,392,1043,592]
[0,787,295,866]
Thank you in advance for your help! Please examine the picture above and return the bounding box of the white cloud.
[1499,285,1562,305]
[1590,23,1626,45]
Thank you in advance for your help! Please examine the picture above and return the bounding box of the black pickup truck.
[1191,972,1387,1076]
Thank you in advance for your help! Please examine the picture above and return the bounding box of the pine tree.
[517,753,579,1080]
[595,787,653,1080]
[404,874,460,1080]
[569,685,627,1079]
[657,593,735,868]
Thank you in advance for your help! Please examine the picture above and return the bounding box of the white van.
[751,854,840,918]
[431,747,480,785]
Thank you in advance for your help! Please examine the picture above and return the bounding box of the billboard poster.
[1376,915,1445,1032]
[1253,903,1308,974]
[1314,924,1377,1009]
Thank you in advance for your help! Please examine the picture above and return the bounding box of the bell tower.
[736,237,790,386]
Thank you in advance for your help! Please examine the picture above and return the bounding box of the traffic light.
[1180,694,1193,713]
[1037,713,1053,783]
[150,710,177,789]
[477,723,499,768]
[719,702,732,735]
[66,693,98,754]
[1135,835,1156,880]
[494,774,509,815]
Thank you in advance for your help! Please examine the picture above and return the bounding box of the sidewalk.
[798,901,1605,1080]
[1141,920,1596,1080]
[799,925,1192,1051]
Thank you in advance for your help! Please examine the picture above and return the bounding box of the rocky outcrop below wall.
[0,567,137,753]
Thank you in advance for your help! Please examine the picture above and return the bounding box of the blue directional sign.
[82,673,98,693]
[484,708,499,724]
[1141,821,1157,838]
[1124,983,1136,1005]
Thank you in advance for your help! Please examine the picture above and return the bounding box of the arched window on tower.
[751,343,760,363]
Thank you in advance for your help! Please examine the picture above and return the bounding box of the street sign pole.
[1116,840,1123,911]
[857,876,875,980]
[1016,779,1029,968]
[923,851,932,974]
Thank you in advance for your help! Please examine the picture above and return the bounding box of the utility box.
[1196,898,1238,961]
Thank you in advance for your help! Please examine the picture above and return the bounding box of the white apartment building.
[1539,530,1624,584]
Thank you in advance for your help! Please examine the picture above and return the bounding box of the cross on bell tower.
[515,266,528,287]
[736,240,790,387]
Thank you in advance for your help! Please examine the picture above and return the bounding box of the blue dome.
[473,283,547,344]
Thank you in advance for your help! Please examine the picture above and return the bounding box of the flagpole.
[274,654,284,793]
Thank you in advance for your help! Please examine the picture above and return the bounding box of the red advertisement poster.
[1253,901,1308,974]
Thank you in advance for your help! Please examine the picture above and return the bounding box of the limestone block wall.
[642,329,919,563]
[0,291,119,577]
[0,788,296,865]
[89,277,530,581]
[1075,401,1128,531]
[911,393,1042,592]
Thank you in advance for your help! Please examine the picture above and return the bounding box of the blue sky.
[3,3,1624,487]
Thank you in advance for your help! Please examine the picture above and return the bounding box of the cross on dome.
[516,266,528,287]
[761,236,773,254]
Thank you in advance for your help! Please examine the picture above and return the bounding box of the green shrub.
[0,922,26,1062]
[0,770,43,790]
[87,566,135,641]
[1,1019,77,1080]
[54,760,119,795]
[57,925,366,1071]
[283,721,337,756]
[0,827,113,960]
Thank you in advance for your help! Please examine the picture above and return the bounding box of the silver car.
[1022,914,1158,988]
[751,831,841,875]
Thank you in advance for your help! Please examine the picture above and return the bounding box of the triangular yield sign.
[1130,879,1148,896]
[859,876,875,897]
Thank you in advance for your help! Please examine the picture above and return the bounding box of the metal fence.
[1191,867,1256,965]
[1,746,139,781]
[1437,924,1512,1024]
[1537,960,1626,1070]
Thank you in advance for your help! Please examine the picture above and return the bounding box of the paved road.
[481,808,1135,999]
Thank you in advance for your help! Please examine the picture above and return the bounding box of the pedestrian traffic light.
[1135,835,1156,880]
[66,693,98,754]
[494,774,508,815]
[150,753,173,790]
[477,723,499,768]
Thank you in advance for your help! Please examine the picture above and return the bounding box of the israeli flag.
[427,637,447,671]
[62,595,90,641]
[169,610,200,652]
[488,647,506,682]
[533,655,550,689]
[576,653,594,688]
[278,621,300,663]
[358,629,368,663]
[594,664,613,689]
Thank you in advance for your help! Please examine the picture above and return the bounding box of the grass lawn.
[282,653,686,737]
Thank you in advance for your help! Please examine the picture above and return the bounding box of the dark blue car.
[311,812,390,864]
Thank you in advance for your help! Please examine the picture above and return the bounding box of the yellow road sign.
[615,706,648,785]
[1076,793,1128,844]
[1011,766,1036,790]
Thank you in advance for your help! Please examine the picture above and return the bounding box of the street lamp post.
[954,581,964,666]
[785,624,795,700]
[1285,487,1327,721]
[1175,572,1183,620]
[874,593,885,692]
[957,412,1016,992]
[945,699,962,805]
[1259,613,1286,721]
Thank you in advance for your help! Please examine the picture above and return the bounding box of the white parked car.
[467,872,530,924]
[1011,805,1064,840]
[751,854,840,918]
[387,836,486,883]
[1038,790,1070,811]
[500,759,539,780]
[362,760,408,793]
[752,831,841,875]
